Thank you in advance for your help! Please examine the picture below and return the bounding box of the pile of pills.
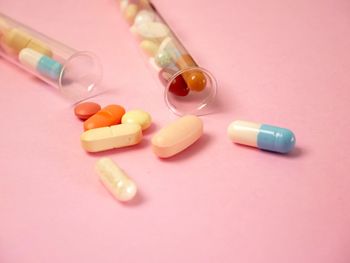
[120,0,207,97]
[74,101,204,202]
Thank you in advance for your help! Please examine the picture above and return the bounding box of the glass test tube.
[119,0,217,115]
[0,13,102,101]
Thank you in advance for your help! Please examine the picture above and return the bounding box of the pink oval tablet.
[151,115,203,158]
[74,102,101,120]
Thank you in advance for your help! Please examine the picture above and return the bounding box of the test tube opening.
[164,67,217,116]
[59,51,103,101]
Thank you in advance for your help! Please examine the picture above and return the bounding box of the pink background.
[1,0,350,262]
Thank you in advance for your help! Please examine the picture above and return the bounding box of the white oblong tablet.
[96,158,137,202]
[81,123,142,152]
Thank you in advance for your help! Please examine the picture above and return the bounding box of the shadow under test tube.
[120,0,217,115]
[0,13,102,102]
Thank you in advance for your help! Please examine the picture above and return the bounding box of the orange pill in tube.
[176,54,207,92]
[84,104,125,131]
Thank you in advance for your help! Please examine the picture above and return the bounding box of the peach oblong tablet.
[151,115,203,158]
[81,123,142,152]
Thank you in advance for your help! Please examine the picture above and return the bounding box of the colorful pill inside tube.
[227,120,296,154]
[0,13,102,101]
[118,0,217,115]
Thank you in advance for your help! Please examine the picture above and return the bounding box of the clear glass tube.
[0,13,102,102]
[119,0,217,115]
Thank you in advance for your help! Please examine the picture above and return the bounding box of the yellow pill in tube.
[26,38,53,57]
[96,158,137,202]
[80,123,143,152]
[3,28,31,54]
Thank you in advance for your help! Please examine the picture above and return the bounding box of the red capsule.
[168,74,189,96]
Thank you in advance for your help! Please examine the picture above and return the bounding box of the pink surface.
[1,0,350,262]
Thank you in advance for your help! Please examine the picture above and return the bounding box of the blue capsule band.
[37,56,62,80]
[257,124,295,153]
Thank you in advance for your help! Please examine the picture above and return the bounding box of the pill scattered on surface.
[227,120,296,154]
[139,40,159,56]
[152,115,203,158]
[19,48,62,80]
[135,22,169,40]
[122,110,152,131]
[74,102,101,120]
[81,123,142,152]
[84,104,125,131]
[96,158,137,202]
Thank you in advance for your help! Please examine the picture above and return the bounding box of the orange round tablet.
[74,102,101,120]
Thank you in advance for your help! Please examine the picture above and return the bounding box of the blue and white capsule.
[19,48,62,80]
[227,120,296,153]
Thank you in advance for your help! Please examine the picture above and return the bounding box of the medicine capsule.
[176,54,207,92]
[19,48,62,80]
[121,110,152,131]
[26,38,53,57]
[96,158,137,202]
[81,123,142,152]
[123,4,138,24]
[152,115,203,158]
[84,104,125,131]
[3,27,53,57]
[3,28,31,54]
[227,120,296,153]
[74,102,101,120]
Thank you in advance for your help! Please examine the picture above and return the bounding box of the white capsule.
[19,47,42,69]
[96,158,137,202]
[19,48,62,80]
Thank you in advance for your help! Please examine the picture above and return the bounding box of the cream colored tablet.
[81,123,142,152]
[151,115,203,158]
[121,110,152,131]
[96,158,137,202]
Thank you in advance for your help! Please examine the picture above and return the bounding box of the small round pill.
[74,102,101,120]
[121,110,152,131]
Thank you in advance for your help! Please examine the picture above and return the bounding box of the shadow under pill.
[159,133,212,162]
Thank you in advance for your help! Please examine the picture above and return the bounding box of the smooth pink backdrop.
[1,0,350,262]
